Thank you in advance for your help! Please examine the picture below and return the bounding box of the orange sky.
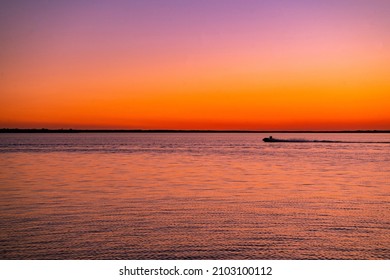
[1,1,389,130]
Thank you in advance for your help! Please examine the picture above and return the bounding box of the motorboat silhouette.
[262,136,284,142]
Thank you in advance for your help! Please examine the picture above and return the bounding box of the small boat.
[263,136,279,142]
[262,136,296,143]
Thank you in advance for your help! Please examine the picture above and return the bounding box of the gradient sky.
[1,0,389,130]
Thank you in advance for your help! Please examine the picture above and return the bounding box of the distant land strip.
[1,128,390,133]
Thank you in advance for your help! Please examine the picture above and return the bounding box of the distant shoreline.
[1,128,390,133]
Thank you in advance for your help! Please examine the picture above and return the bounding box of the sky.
[1,0,389,130]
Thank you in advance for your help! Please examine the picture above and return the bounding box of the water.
[0,133,389,259]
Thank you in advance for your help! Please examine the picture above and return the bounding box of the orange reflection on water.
[0,133,389,259]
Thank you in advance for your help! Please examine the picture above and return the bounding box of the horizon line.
[1,128,390,133]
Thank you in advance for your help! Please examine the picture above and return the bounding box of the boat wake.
[262,137,390,144]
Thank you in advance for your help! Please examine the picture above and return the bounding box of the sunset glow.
[1,0,389,130]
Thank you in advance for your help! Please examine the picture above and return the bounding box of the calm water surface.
[0,133,389,259]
